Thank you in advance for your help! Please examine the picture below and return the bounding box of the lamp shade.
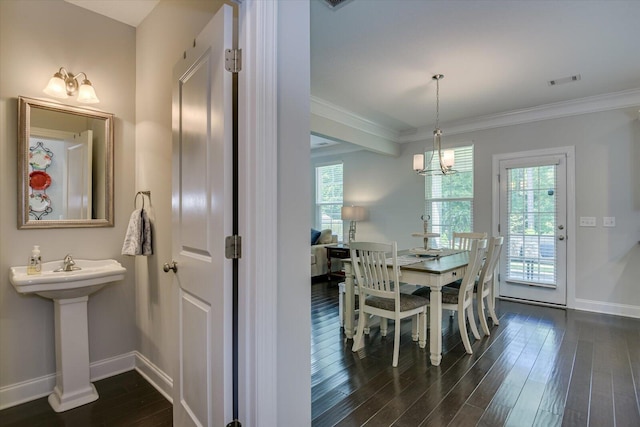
[413,154,424,171]
[76,80,100,104]
[341,206,366,221]
[43,74,69,98]
[442,150,455,168]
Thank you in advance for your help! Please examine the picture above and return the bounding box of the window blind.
[315,163,344,237]
[424,145,474,248]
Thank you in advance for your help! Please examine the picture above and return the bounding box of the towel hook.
[134,191,151,209]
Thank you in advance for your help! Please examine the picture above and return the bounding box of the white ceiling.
[64,0,159,28]
[311,0,640,139]
[64,0,640,150]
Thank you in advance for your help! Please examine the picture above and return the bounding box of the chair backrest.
[459,239,488,296]
[477,236,504,289]
[350,241,400,305]
[452,232,488,250]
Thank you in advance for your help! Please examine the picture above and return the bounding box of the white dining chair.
[413,238,488,354]
[451,232,487,250]
[476,236,504,335]
[350,241,428,367]
[442,236,504,336]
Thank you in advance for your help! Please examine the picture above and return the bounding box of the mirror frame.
[18,96,114,229]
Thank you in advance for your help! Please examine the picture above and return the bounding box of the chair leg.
[363,313,370,335]
[352,309,366,352]
[392,317,400,367]
[478,293,490,336]
[339,285,344,327]
[467,304,481,340]
[458,308,473,354]
[411,314,419,341]
[488,289,500,326]
[380,317,388,337]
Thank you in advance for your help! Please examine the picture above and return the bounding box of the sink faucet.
[62,254,77,271]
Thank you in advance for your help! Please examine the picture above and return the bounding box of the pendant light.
[412,74,455,175]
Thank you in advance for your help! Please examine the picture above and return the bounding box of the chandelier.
[412,74,456,175]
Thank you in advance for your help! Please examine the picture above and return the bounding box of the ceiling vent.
[548,74,581,86]
[322,0,355,11]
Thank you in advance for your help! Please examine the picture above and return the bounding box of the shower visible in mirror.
[18,96,114,229]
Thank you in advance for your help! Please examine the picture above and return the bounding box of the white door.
[171,5,234,426]
[64,130,93,219]
[498,152,568,306]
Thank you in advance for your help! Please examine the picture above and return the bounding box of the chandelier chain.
[435,77,440,130]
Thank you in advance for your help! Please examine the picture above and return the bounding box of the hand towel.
[122,209,153,256]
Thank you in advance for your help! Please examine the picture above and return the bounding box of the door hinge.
[225,235,242,259]
[225,49,242,73]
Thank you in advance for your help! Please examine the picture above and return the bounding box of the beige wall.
[134,0,227,385]
[1,1,313,422]
[0,0,136,389]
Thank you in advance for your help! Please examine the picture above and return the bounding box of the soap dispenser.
[27,245,42,275]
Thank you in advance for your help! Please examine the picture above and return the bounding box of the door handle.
[163,261,178,273]
[558,236,565,241]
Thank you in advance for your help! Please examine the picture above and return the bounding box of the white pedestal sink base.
[48,383,99,412]
[49,296,99,412]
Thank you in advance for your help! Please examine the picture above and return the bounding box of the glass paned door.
[499,154,567,306]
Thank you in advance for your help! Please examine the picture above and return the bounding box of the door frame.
[492,146,576,309]
[237,0,279,425]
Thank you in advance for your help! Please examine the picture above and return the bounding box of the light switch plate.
[603,217,616,227]
[579,216,597,227]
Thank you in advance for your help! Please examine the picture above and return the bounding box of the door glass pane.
[505,165,557,285]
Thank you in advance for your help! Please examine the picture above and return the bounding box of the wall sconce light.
[43,67,100,104]
[341,205,367,243]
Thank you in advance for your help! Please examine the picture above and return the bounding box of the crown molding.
[398,88,640,143]
[311,89,640,145]
[311,96,400,141]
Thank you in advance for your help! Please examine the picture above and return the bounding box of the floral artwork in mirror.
[18,96,114,228]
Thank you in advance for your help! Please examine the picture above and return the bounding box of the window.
[424,146,474,248]
[315,163,343,238]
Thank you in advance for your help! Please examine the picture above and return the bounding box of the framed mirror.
[18,96,114,228]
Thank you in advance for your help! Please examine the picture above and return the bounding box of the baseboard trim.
[134,352,173,404]
[0,351,175,410]
[0,352,136,410]
[498,296,567,310]
[498,295,640,319]
[574,298,640,319]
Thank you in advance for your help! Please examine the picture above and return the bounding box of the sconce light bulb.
[43,73,69,99]
[77,79,100,104]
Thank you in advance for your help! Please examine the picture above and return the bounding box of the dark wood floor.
[0,370,172,427]
[311,280,640,427]
[2,283,638,426]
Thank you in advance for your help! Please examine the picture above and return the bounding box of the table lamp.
[341,206,367,243]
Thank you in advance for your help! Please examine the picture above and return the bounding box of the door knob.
[163,261,178,273]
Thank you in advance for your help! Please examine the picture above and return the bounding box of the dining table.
[342,249,470,366]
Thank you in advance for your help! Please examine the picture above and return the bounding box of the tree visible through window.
[315,163,343,238]
[424,146,474,248]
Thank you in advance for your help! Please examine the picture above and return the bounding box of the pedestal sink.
[9,259,126,412]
